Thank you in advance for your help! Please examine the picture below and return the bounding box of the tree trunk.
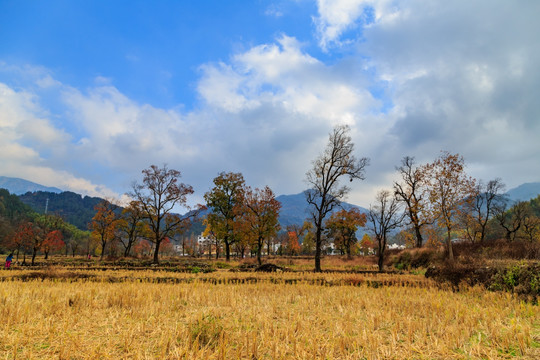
[225,241,230,261]
[100,240,106,261]
[153,239,161,264]
[414,226,423,248]
[257,237,263,265]
[377,236,385,272]
[479,224,486,244]
[31,247,37,266]
[446,229,454,262]
[314,228,322,272]
[377,251,384,272]
[346,241,352,259]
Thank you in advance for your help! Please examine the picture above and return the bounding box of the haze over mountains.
[0,176,62,195]
[505,183,540,202]
[2,176,539,232]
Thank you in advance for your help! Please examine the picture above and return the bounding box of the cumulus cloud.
[358,0,540,187]
[1,32,383,205]
[309,0,540,203]
[199,35,378,124]
[1,1,539,208]
[0,82,122,198]
[314,0,400,50]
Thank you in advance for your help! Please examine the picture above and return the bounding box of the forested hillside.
[18,191,105,230]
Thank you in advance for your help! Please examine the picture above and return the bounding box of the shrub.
[489,263,540,303]
[426,262,539,303]
[392,248,439,270]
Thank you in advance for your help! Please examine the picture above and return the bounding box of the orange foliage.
[287,231,301,256]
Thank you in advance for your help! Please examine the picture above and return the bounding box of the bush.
[425,262,539,303]
[489,263,540,303]
[392,248,439,270]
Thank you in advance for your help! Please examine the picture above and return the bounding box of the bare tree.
[130,165,201,264]
[394,156,430,248]
[305,125,369,272]
[117,200,148,257]
[468,178,506,243]
[367,190,404,272]
[495,201,527,242]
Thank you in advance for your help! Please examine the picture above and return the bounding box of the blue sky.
[1,0,539,208]
[1,1,321,109]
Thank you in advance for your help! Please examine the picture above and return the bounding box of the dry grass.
[0,269,538,359]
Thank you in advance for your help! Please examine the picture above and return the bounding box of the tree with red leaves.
[8,222,34,262]
[42,230,64,259]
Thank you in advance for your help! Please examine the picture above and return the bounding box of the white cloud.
[314,0,400,50]
[0,81,125,199]
[199,35,378,125]
[1,1,539,209]
[310,0,540,202]
[361,0,540,189]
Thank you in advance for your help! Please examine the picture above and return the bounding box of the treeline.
[363,152,540,271]
[2,127,540,269]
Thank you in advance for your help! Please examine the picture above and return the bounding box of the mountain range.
[1,176,539,232]
[276,192,368,228]
[0,176,368,232]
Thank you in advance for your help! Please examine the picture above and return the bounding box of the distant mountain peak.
[0,176,63,195]
[505,182,540,202]
[276,191,368,228]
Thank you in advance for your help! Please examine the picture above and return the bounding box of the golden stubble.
[0,270,538,359]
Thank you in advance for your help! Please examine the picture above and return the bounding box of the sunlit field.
[0,267,538,359]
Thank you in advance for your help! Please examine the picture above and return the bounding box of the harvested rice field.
[0,268,538,359]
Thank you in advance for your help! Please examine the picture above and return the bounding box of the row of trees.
[302,125,540,271]
[2,214,89,265]
[2,126,538,269]
[86,165,204,263]
[0,188,96,264]
[366,153,540,271]
[88,167,283,265]
[83,125,540,270]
